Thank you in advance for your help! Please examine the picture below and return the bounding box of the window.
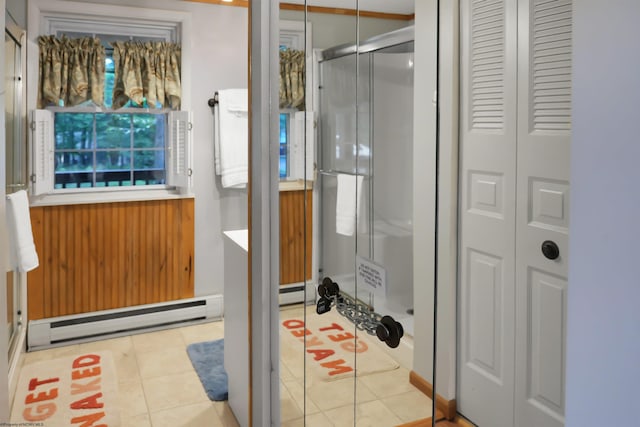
[50,34,171,190]
[30,1,192,199]
[279,112,289,178]
[53,112,167,189]
[279,22,312,182]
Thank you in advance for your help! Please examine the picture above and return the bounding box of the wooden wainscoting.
[27,198,195,320]
[279,189,312,285]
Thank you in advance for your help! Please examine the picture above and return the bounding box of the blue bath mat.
[186,339,228,401]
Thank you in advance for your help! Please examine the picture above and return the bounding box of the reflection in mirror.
[277,0,442,426]
[5,16,26,364]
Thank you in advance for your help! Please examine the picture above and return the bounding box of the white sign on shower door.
[356,255,387,297]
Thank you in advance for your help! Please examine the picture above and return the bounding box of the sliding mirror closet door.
[351,1,441,425]
[278,0,360,425]
[277,1,438,425]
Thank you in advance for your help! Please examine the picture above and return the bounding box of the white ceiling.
[284,0,415,15]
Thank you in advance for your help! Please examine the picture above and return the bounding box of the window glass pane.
[134,114,166,148]
[104,56,115,109]
[133,150,165,185]
[96,150,131,171]
[133,149,164,169]
[279,113,288,178]
[53,111,169,190]
[54,169,93,189]
[55,151,93,173]
[96,113,131,149]
[55,113,94,150]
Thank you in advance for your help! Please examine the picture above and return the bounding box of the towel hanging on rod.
[214,89,248,188]
[5,190,39,272]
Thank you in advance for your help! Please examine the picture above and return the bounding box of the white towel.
[217,89,248,188]
[336,174,364,236]
[6,190,39,272]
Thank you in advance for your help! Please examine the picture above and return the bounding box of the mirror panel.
[277,1,441,425]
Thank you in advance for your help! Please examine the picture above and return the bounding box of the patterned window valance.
[280,48,305,110]
[37,35,106,108]
[111,41,182,110]
[37,35,182,110]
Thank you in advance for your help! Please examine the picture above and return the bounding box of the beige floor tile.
[150,402,225,427]
[281,412,334,427]
[136,346,193,379]
[22,344,82,365]
[283,379,321,415]
[120,412,152,427]
[382,390,433,423]
[131,327,185,353]
[279,335,306,380]
[306,377,376,411]
[279,304,306,320]
[180,320,225,345]
[117,379,149,419]
[142,370,209,412]
[213,401,240,427]
[78,335,133,352]
[280,361,295,381]
[359,367,417,399]
[324,400,403,427]
[79,336,139,383]
[281,380,305,422]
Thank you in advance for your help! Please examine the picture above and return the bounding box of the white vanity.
[222,229,249,427]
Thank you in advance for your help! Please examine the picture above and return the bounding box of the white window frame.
[27,0,193,206]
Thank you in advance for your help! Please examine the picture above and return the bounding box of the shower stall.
[317,26,416,336]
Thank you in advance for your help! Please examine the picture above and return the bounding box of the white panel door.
[458,1,518,426]
[515,1,572,426]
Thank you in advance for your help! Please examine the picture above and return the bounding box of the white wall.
[280,9,409,49]
[26,0,249,297]
[566,1,640,426]
[6,0,25,27]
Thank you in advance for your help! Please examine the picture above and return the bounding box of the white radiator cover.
[28,295,223,351]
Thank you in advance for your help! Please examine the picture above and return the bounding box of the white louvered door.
[458,1,518,426]
[515,1,571,427]
[458,0,572,426]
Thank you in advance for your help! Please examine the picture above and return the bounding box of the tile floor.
[13,320,238,427]
[12,307,432,426]
[278,304,433,426]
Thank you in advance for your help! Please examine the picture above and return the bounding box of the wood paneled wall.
[280,189,313,285]
[28,198,195,320]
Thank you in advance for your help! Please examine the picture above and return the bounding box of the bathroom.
[0,0,446,424]
[0,1,622,427]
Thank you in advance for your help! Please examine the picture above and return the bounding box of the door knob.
[541,240,560,260]
[376,316,404,349]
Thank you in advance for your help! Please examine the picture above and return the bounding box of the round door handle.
[541,240,560,260]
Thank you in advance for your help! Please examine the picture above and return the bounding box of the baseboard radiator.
[28,295,223,351]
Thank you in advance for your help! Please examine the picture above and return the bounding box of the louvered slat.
[532,0,572,131]
[471,0,505,130]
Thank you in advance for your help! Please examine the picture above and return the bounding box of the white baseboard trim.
[28,295,224,351]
